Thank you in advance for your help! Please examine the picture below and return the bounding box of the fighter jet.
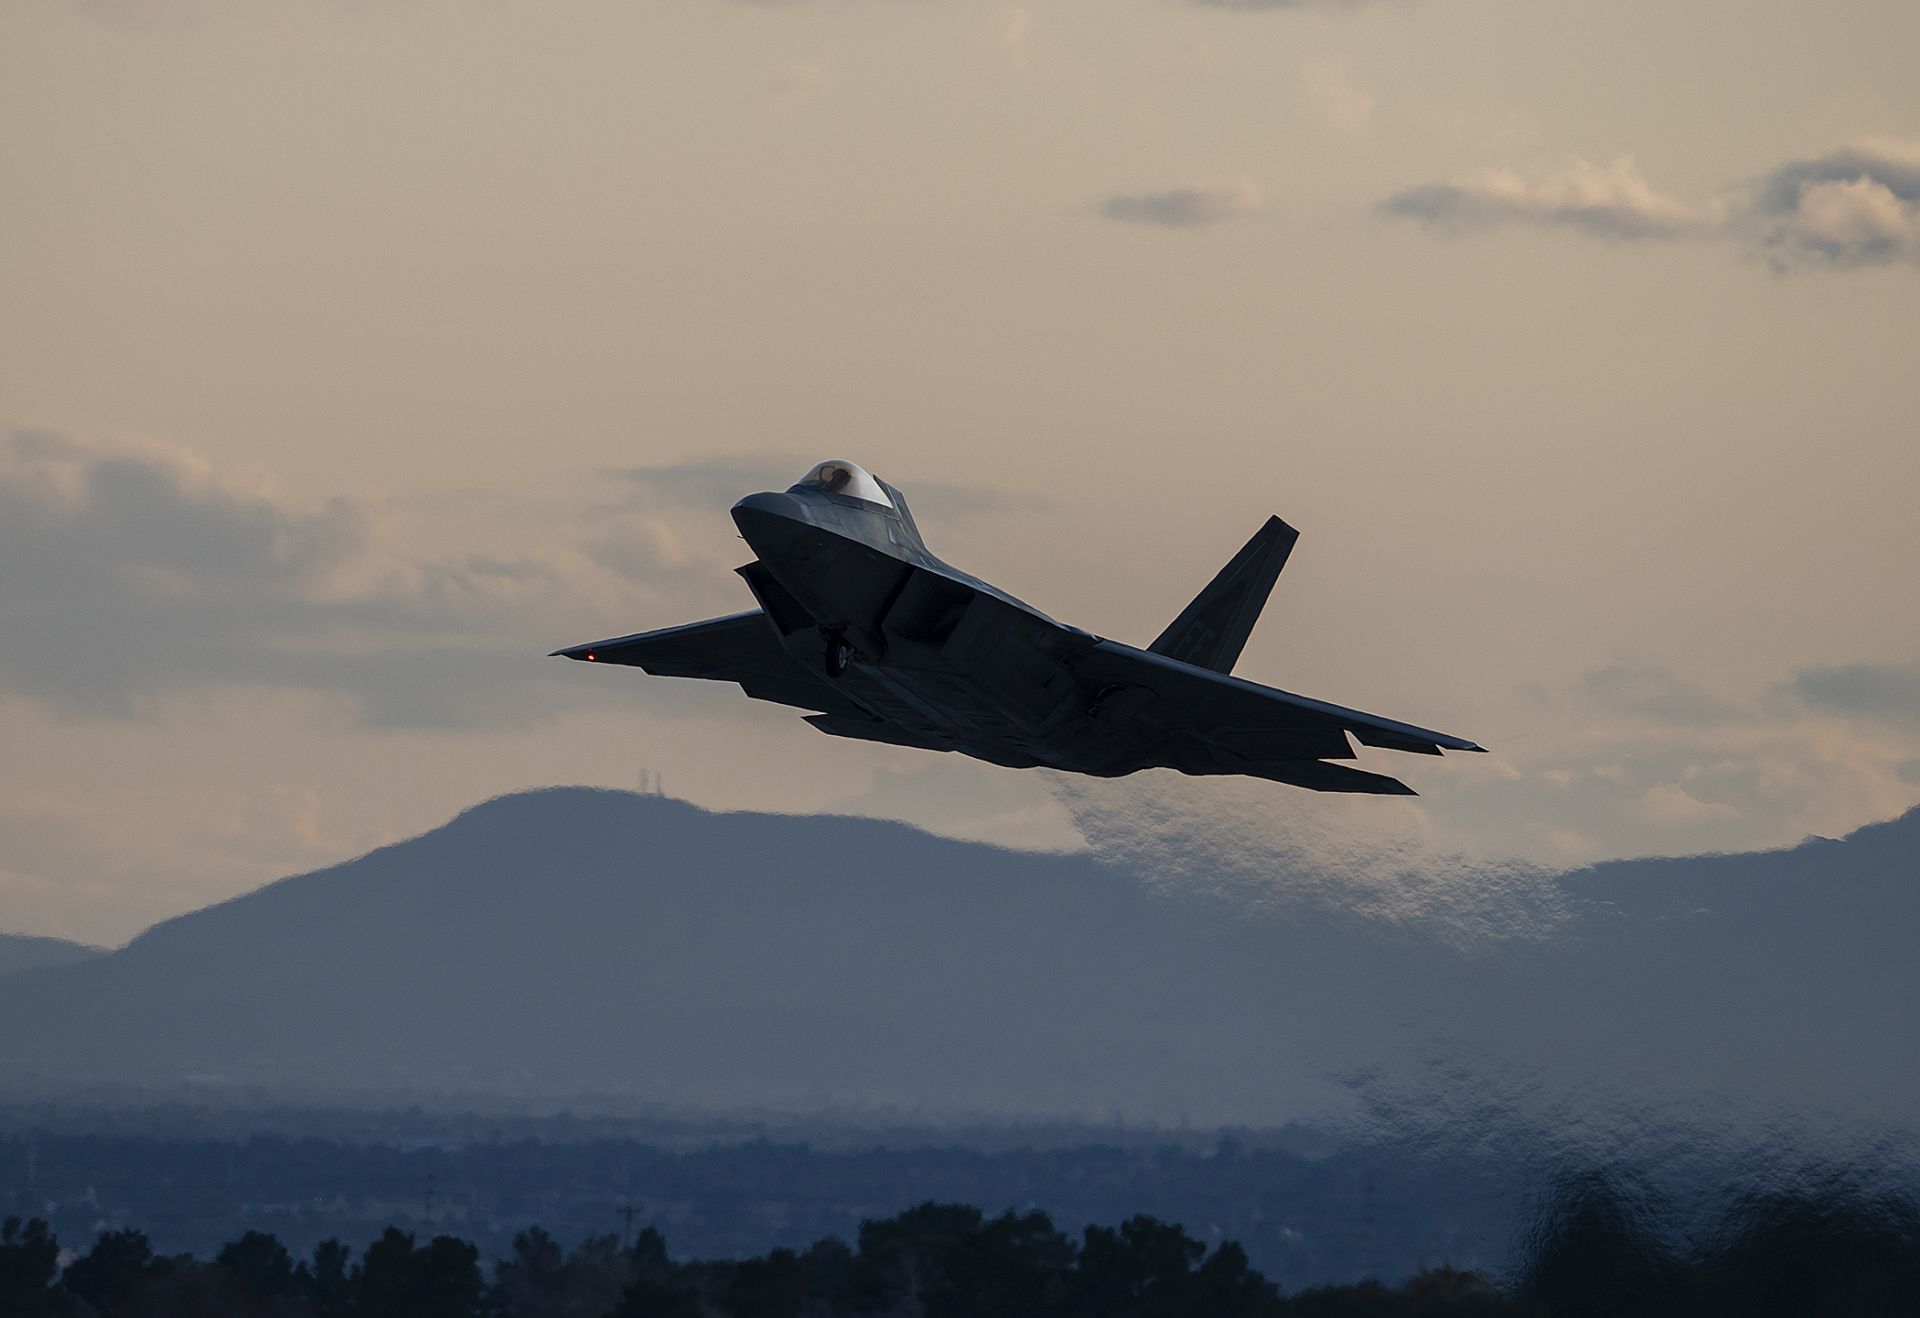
[554,460,1483,793]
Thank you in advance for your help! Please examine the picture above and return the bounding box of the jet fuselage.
[555,459,1482,794]
[730,485,1128,773]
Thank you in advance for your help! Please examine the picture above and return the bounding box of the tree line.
[0,1126,1514,1284]
[3,1175,1918,1317]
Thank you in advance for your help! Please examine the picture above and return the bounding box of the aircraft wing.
[1077,640,1484,795]
[552,611,874,720]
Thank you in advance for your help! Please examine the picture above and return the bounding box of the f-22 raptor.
[555,460,1483,793]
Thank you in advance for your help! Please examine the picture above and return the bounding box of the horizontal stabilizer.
[1247,760,1417,795]
[1150,516,1298,675]
[1351,726,1448,756]
[804,714,953,752]
[1079,639,1487,770]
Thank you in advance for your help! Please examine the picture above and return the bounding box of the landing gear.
[825,634,856,678]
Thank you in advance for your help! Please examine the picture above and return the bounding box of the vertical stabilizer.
[1148,516,1298,674]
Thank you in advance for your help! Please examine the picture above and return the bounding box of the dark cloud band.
[1098,180,1263,229]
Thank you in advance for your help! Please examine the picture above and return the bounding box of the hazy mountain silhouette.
[0,788,1915,1134]
[1375,806,1920,1138]
[0,932,104,977]
[0,789,1359,1120]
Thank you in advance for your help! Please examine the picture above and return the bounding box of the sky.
[2,0,1917,946]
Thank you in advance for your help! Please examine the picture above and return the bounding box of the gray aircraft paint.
[555,462,1483,794]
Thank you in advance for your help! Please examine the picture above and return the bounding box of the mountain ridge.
[2,787,1914,1131]
[0,787,1337,1122]
[0,931,105,977]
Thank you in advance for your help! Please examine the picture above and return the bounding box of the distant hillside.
[0,932,104,977]
[1479,808,1920,1128]
[0,789,1359,1122]
[0,788,1914,1132]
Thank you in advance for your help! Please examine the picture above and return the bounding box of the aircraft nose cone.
[732,490,804,521]
[731,490,812,553]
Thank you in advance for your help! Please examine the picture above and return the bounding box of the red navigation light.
[586,651,596,661]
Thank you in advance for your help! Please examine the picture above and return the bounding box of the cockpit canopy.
[792,459,894,508]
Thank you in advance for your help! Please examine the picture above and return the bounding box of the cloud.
[0,765,380,946]
[1416,659,1920,864]
[610,453,799,509]
[1,428,365,590]
[1784,661,1920,727]
[1739,141,1920,270]
[0,430,661,729]
[1378,157,1709,241]
[1099,179,1264,229]
[1578,661,1742,729]
[1381,140,1920,272]
[1638,782,1740,827]
[0,433,1051,732]
[581,518,731,590]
